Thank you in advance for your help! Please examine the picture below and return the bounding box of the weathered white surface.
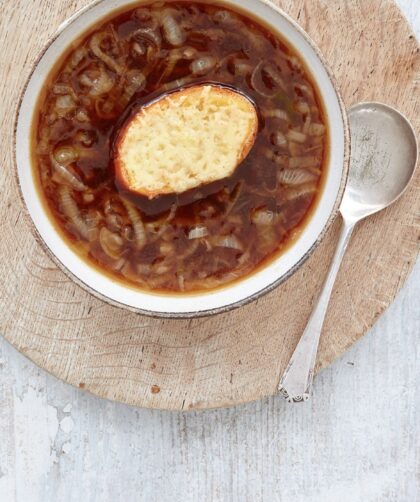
[0,1,419,501]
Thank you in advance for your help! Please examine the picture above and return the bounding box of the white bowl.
[15,0,349,318]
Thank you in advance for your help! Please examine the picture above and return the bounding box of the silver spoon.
[278,102,418,403]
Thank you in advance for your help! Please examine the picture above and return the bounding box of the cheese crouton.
[115,84,258,198]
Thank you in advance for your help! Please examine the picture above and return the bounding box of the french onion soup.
[32,1,328,293]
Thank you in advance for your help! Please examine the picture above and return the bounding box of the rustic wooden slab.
[0,0,418,410]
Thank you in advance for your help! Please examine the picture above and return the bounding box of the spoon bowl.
[341,103,418,221]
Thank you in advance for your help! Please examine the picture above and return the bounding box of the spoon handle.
[278,216,356,402]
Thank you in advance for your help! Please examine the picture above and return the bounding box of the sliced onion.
[272,131,288,148]
[55,95,76,118]
[161,76,193,92]
[135,8,153,22]
[131,27,162,47]
[121,70,146,105]
[264,109,289,121]
[177,273,185,292]
[90,32,124,74]
[187,271,244,290]
[295,84,314,99]
[251,61,286,97]
[304,144,323,154]
[131,31,160,65]
[202,239,212,252]
[287,55,302,71]
[145,221,167,237]
[302,114,312,135]
[289,156,321,169]
[37,128,50,155]
[123,225,134,242]
[251,62,276,98]
[311,136,325,147]
[256,224,276,254]
[83,193,95,204]
[126,70,146,93]
[59,186,91,239]
[188,226,209,240]
[161,9,185,46]
[252,209,275,226]
[122,199,147,250]
[287,129,307,144]
[227,214,242,225]
[224,181,243,216]
[99,227,124,260]
[190,56,217,76]
[166,204,177,223]
[85,210,101,235]
[132,41,146,57]
[160,242,175,255]
[178,240,200,260]
[289,142,302,157]
[106,213,124,232]
[56,95,76,109]
[111,258,127,272]
[145,275,172,290]
[245,30,268,52]
[54,146,78,165]
[213,235,243,251]
[262,148,289,168]
[76,130,95,147]
[213,10,237,24]
[51,151,87,192]
[295,101,310,115]
[79,65,115,97]
[277,169,317,185]
[159,48,196,83]
[285,182,317,201]
[154,263,172,275]
[263,63,286,92]
[53,84,78,101]
[145,205,177,241]
[137,263,152,275]
[121,262,148,286]
[237,249,251,266]
[95,97,116,119]
[104,199,115,216]
[65,47,88,73]
[308,123,326,136]
[193,28,225,41]
[76,109,90,122]
[234,61,253,76]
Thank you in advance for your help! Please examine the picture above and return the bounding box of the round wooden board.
[0,0,418,410]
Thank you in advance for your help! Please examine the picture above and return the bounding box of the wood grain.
[0,0,418,410]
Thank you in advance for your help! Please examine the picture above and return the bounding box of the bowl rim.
[13,0,350,320]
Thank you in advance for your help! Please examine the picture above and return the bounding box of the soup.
[32,1,328,293]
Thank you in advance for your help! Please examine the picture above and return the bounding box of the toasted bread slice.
[114,84,258,198]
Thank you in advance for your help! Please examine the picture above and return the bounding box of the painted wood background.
[0,0,419,500]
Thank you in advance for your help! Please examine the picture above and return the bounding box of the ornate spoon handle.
[278,216,356,402]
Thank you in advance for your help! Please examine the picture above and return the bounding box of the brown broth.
[32,0,329,293]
